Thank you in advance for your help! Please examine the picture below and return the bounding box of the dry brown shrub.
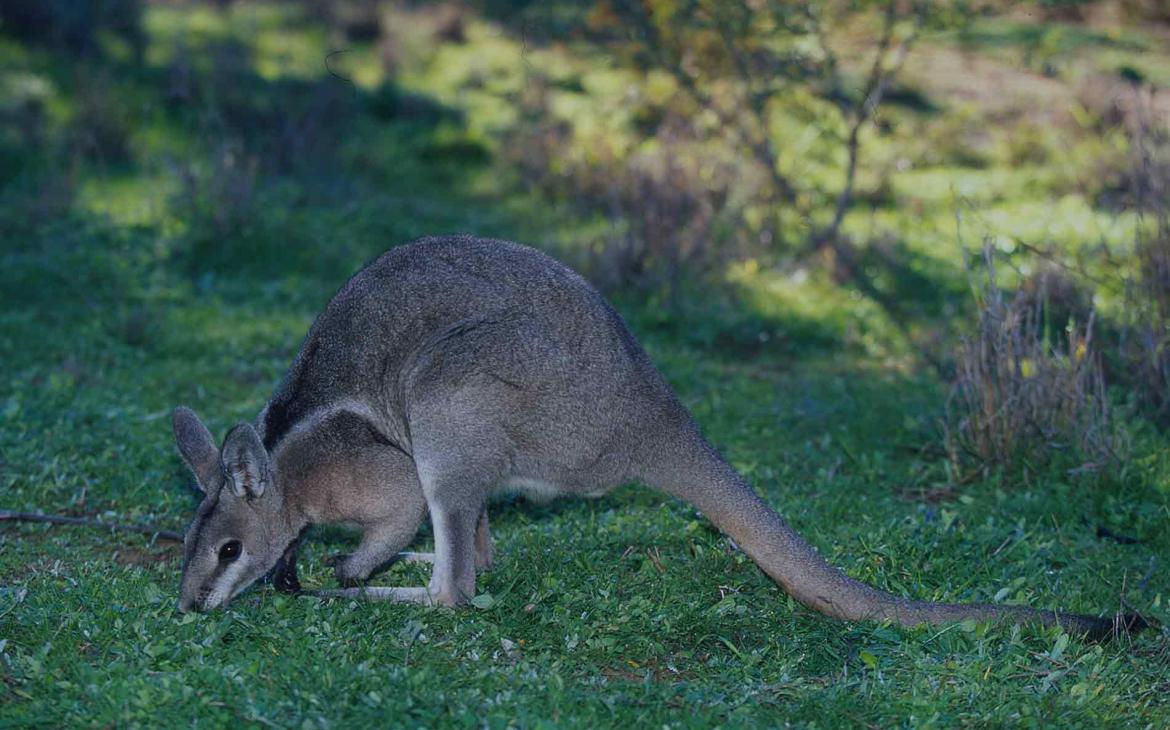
[1115,88,1170,425]
[1016,263,1094,336]
[1074,78,1170,209]
[69,71,134,165]
[587,128,731,295]
[1119,222,1170,425]
[504,87,741,296]
[1118,0,1170,23]
[945,246,1125,478]
[1075,73,1137,132]
[172,138,258,239]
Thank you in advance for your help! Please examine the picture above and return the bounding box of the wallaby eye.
[218,540,242,563]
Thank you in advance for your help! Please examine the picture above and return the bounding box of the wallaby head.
[172,406,297,612]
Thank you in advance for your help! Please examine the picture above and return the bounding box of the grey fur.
[172,235,1145,638]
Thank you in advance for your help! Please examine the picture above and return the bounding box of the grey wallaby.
[173,235,1146,639]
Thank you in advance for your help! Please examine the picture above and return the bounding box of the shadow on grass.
[0,8,485,292]
[2,1,973,536]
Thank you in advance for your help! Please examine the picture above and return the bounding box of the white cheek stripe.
[205,555,249,610]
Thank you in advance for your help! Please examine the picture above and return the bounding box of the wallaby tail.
[640,424,1148,641]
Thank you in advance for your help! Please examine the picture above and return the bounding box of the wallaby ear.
[220,423,270,499]
[172,406,220,493]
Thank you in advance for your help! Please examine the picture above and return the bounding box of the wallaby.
[173,235,1146,639]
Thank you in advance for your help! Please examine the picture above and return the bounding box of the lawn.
[1,2,1169,727]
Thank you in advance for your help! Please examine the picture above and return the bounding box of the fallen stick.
[0,510,183,542]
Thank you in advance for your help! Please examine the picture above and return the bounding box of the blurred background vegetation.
[2,0,1167,481]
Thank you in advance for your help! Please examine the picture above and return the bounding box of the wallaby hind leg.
[406,378,509,606]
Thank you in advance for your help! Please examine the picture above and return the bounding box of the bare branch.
[712,8,799,205]
[817,0,922,249]
[804,4,845,111]
[616,0,798,204]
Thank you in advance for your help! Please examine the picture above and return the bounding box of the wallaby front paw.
[273,566,301,594]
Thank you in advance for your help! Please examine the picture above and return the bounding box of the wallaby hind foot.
[311,586,434,605]
[397,552,436,565]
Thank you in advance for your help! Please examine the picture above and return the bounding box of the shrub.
[172,137,258,255]
[504,88,744,298]
[1015,263,1094,343]
[69,71,134,166]
[945,246,1125,478]
[1115,88,1170,425]
[587,132,731,297]
[1119,219,1170,426]
[1119,0,1170,23]
[0,0,144,60]
[167,39,359,176]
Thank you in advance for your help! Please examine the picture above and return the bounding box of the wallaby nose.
[177,595,199,613]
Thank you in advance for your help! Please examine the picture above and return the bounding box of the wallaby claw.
[273,567,302,594]
[269,548,302,594]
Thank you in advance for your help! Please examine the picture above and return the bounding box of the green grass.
[2,2,1170,727]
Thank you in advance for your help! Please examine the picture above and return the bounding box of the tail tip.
[1083,612,1154,642]
[1119,612,1153,634]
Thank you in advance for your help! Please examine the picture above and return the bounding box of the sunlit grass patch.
[726,259,909,364]
[143,4,234,63]
[74,173,177,227]
[974,195,1138,251]
[252,23,328,81]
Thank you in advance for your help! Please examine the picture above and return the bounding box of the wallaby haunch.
[173,235,1146,639]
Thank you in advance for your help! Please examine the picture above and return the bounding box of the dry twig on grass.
[0,510,183,542]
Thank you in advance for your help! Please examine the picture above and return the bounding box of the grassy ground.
[2,2,1169,727]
